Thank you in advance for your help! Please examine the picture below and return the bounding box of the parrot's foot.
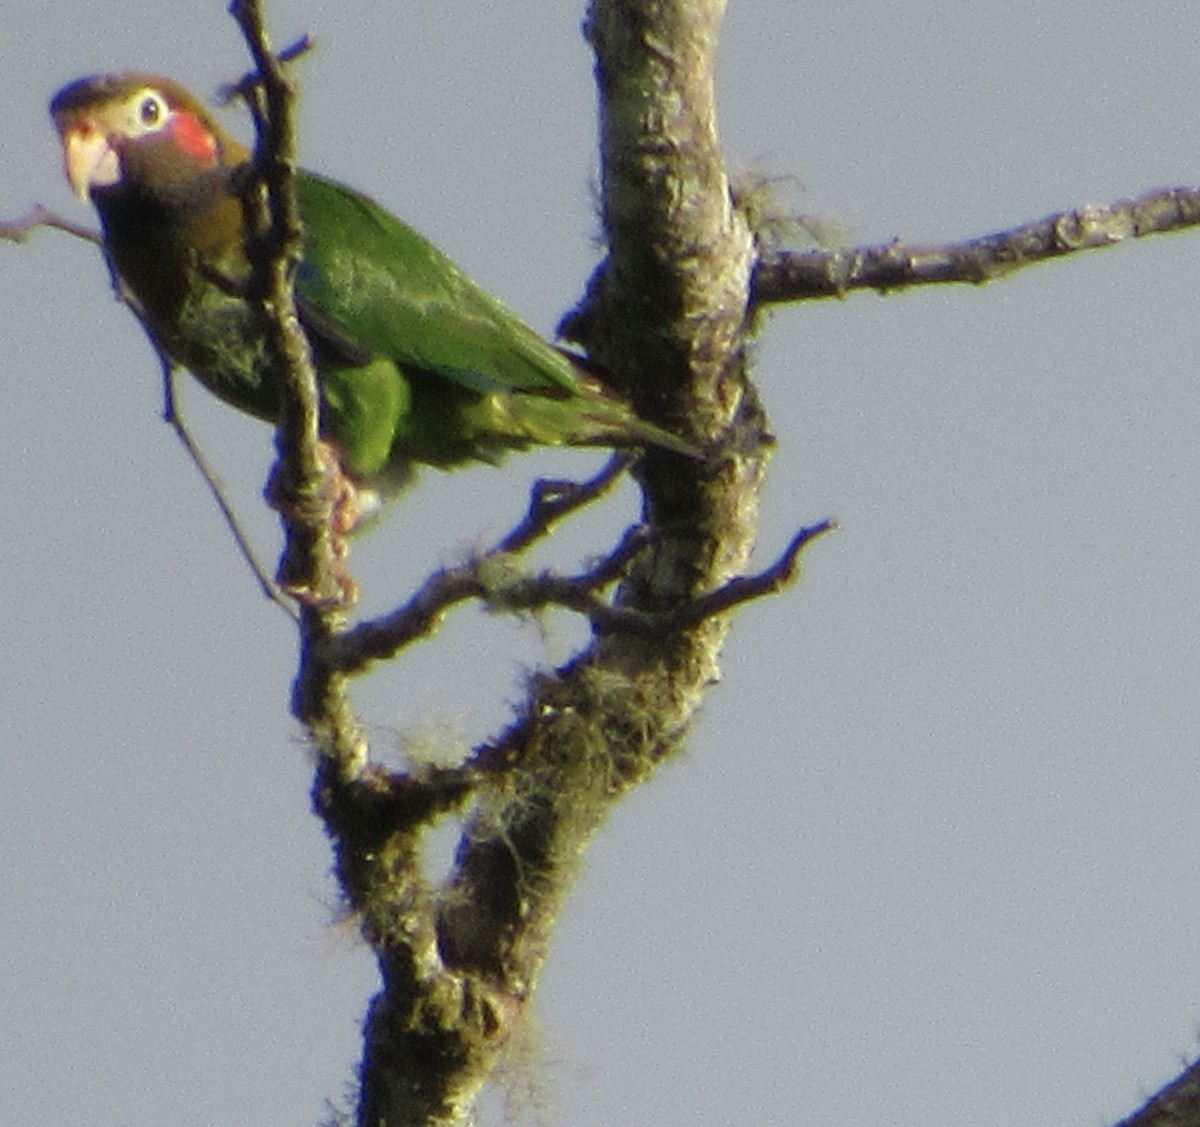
[329,477,381,538]
[300,440,379,538]
[265,440,366,609]
[277,554,360,610]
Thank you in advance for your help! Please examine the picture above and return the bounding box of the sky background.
[3,2,1199,1125]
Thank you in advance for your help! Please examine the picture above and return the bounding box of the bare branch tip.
[497,452,633,554]
[0,204,102,247]
[791,516,838,551]
[217,45,315,105]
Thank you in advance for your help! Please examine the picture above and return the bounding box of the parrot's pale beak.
[60,124,120,200]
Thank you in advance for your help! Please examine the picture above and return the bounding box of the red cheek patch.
[170,111,219,167]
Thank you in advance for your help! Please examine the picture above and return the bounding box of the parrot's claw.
[266,440,365,609]
[279,562,360,611]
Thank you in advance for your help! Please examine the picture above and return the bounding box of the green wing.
[295,172,581,398]
[292,172,695,484]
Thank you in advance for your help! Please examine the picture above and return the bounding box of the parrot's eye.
[134,91,168,131]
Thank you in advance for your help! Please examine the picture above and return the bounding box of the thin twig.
[157,355,298,619]
[497,451,634,553]
[106,258,296,617]
[323,518,832,674]
[216,34,316,105]
[577,523,652,588]
[631,518,836,632]
[309,454,646,669]
[330,565,499,671]
[484,517,835,635]
[323,529,639,673]
[0,204,102,246]
[534,518,837,636]
[481,523,654,617]
[1,169,295,616]
[752,185,1200,305]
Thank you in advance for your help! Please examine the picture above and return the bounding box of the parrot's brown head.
[49,73,261,380]
[50,73,248,212]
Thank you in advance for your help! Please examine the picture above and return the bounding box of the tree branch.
[227,3,367,785]
[416,3,780,1123]
[316,464,643,674]
[157,353,296,617]
[591,517,835,634]
[496,450,633,554]
[12,10,1199,1124]
[223,4,828,1125]
[752,185,1200,304]
[0,203,101,246]
[324,516,832,678]
[1117,1057,1200,1127]
[227,1,347,610]
[216,33,316,104]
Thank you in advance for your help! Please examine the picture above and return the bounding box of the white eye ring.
[132,90,169,133]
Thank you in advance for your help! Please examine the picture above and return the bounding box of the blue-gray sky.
[3,2,1199,1125]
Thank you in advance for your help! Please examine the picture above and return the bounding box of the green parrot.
[50,72,693,534]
